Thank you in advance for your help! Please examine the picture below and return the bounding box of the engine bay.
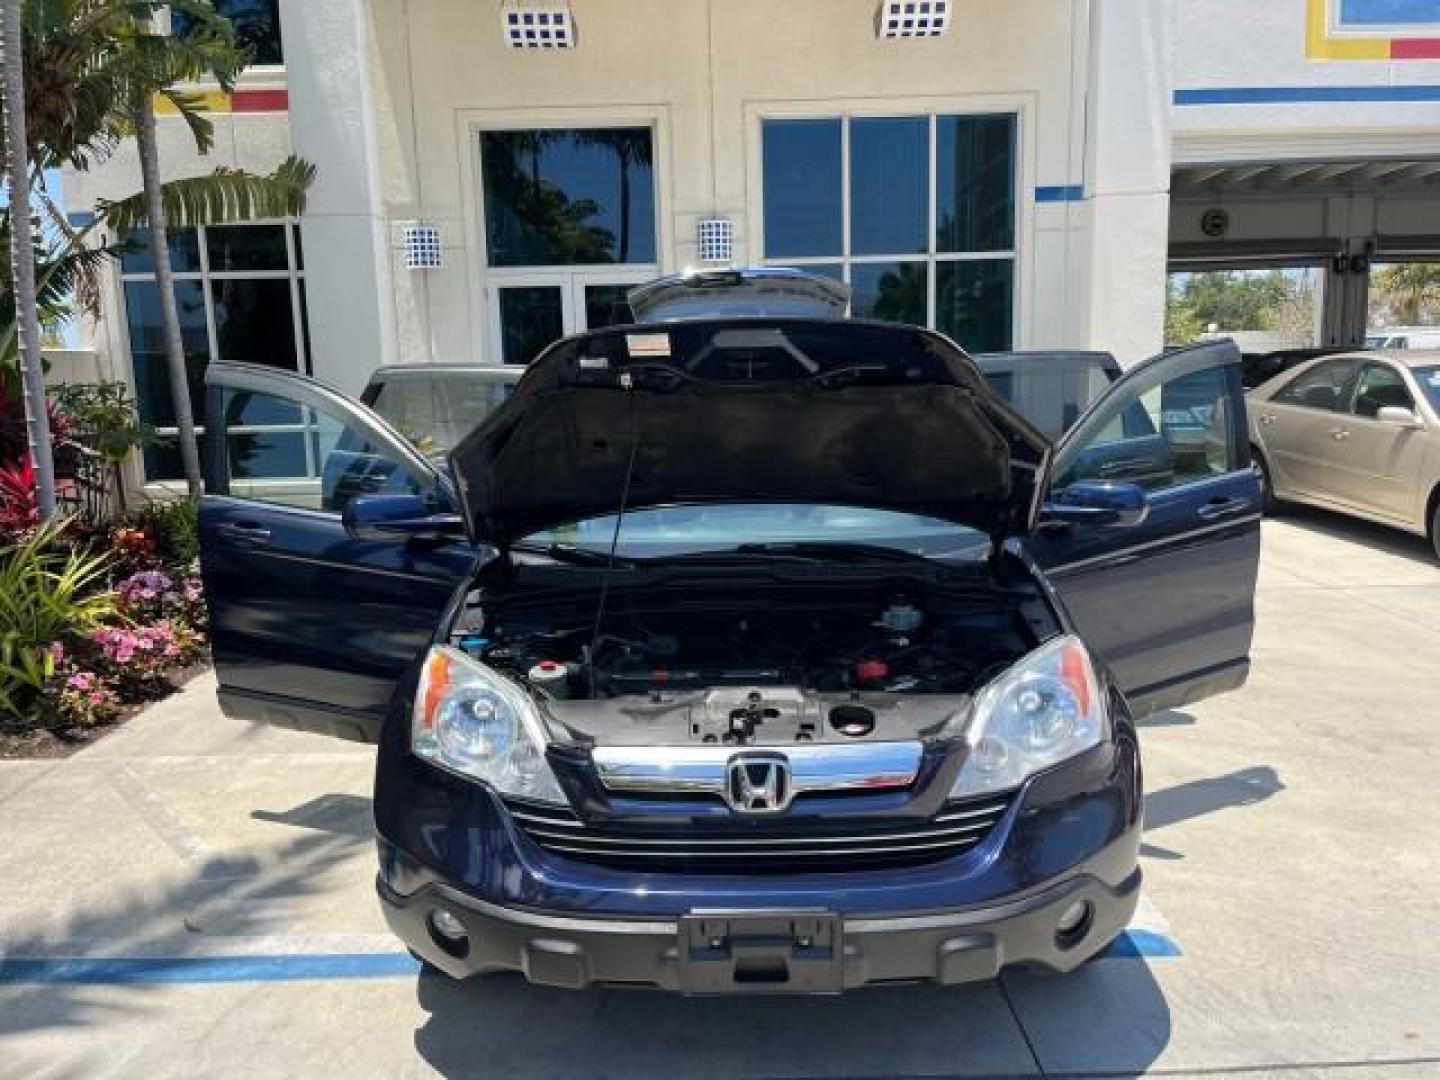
[452,569,1053,746]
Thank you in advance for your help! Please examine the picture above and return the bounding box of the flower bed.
[0,503,209,758]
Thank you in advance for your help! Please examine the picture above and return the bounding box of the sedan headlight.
[412,646,566,804]
[951,635,1106,799]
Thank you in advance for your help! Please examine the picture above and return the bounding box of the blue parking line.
[1106,929,1182,959]
[1,931,1181,986]
[0,952,423,986]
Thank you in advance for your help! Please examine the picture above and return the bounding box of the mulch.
[0,662,212,760]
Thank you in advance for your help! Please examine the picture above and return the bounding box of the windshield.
[1414,366,1440,411]
[524,504,988,560]
[365,370,515,457]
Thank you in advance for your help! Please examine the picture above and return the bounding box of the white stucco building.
[61,0,1440,484]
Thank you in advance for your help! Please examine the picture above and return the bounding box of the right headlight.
[950,634,1106,799]
[412,646,566,805]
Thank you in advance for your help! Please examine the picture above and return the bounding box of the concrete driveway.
[2,506,1438,1079]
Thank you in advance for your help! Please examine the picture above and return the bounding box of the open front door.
[199,363,478,742]
[1027,342,1260,716]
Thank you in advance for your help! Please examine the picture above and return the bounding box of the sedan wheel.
[1431,499,1440,563]
[1252,451,1281,517]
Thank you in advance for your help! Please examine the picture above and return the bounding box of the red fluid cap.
[854,659,888,684]
[538,661,560,672]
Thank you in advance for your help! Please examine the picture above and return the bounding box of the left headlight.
[412,646,566,805]
[950,634,1106,799]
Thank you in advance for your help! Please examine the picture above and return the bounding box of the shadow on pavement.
[1276,504,1435,566]
[1140,765,1284,860]
[251,792,374,839]
[412,956,1171,1078]
[1136,709,1196,729]
[0,826,369,1040]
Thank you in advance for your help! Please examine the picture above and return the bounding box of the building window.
[174,1,284,66]
[481,127,657,267]
[760,113,1017,352]
[120,222,307,480]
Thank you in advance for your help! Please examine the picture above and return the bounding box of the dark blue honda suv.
[198,290,1258,994]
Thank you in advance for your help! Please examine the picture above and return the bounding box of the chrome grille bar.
[591,741,923,797]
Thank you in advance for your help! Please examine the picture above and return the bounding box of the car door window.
[1271,358,1358,412]
[1348,363,1414,419]
[220,387,429,513]
[1057,362,1240,494]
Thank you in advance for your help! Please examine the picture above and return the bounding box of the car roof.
[1296,349,1440,370]
[367,364,521,380]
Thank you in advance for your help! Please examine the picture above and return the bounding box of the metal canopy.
[1172,157,1440,197]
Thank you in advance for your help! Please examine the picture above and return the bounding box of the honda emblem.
[725,752,793,814]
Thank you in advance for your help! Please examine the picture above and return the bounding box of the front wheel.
[1252,449,1281,516]
[1430,497,1440,563]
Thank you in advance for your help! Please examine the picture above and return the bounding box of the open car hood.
[450,319,1049,548]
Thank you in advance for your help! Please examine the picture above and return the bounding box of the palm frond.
[95,155,318,233]
[157,88,215,154]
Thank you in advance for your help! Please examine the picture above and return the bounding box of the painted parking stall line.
[1,899,1180,985]
[0,953,422,986]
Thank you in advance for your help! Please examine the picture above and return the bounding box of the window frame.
[749,98,1028,349]
[461,106,672,367]
[1052,343,1247,497]
[1347,360,1416,421]
[172,0,285,69]
[118,220,309,482]
[1270,357,1360,413]
[204,362,442,516]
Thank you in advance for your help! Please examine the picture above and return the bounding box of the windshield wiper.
[511,543,635,568]
[512,541,953,569]
[729,541,938,564]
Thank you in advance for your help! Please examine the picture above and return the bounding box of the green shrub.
[0,525,117,721]
[131,497,200,568]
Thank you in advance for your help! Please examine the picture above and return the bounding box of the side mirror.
[1042,480,1150,529]
[1376,405,1423,429]
[342,493,465,541]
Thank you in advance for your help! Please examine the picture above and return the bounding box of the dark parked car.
[1240,346,1351,391]
[198,296,1258,994]
[971,350,1120,438]
[360,364,520,459]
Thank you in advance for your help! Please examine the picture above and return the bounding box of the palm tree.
[1,0,58,520]
[1,1,315,498]
[575,129,653,263]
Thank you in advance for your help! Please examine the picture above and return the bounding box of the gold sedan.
[1248,351,1440,560]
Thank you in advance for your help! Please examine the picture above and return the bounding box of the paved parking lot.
[2,506,1438,1079]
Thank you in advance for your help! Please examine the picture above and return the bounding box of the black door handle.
[215,522,272,545]
[1197,497,1252,521]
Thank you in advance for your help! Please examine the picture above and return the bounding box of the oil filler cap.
[829,704,876,738]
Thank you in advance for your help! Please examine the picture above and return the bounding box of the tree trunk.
[1,0,58,522]
[133,95,203,497]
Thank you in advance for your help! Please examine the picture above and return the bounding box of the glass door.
[491,270,648,365]
[493,274,570,366]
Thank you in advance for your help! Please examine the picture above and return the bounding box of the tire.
[1252,448,1281,517]
[1430,497,1440,563]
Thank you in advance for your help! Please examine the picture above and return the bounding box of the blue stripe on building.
[1176,85,1440,105]
[1035,185,1085,203]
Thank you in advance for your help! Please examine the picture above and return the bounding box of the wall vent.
[877,1,950,38]
[501,2,575,49]
[697,218,735,264]
[403,223,443,270]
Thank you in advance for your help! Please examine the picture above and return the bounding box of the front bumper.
[380,860,1141,992]
[373,695,1142,993]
